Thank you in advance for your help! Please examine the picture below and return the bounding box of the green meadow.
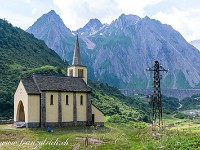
[0,116,200,150]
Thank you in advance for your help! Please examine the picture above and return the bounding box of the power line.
[146,60,168,127]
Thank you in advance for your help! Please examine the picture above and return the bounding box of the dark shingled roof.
[33,75,90,92]
[21,75,90,94]
[21,78,40,94]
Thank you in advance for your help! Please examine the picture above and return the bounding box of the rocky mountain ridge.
[75,18,104,36]
[26,10,200,89]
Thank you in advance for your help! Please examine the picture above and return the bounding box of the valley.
[0,9,200,150]
[120,89,200,100]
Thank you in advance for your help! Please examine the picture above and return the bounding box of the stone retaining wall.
[0,119,14,124]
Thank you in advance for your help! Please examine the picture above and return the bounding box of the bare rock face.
[190,40,200,51]
[26,10,74,62]
[76,18,103,36]
[27,11,200,89]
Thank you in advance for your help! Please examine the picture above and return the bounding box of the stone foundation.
[62,122,74,126]
[14,121,103,128]
[46,121,90,127]
[14,121,40,128]
[26,122,40,128]
[95,122,104,126]
[46,122,59,127]
[76,121,87,126]
[0,119,14,124]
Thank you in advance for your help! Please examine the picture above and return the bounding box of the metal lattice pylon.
[146,60,168,127]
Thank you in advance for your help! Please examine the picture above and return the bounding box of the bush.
[174,112,190,119]
[108,114,124,123]
[127,121,146,129]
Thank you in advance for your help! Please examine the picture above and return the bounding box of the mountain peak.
[44,10,62,21]
[112,13,141,28]
[27,12,200,89]
[77,18,103,36]
[118,13,141,23]
[26,10,73,59]
[43,10,62,23]
[26,10,72,35]
[83,18,103,30]
[48,10,56,15]
[88,18,102,25]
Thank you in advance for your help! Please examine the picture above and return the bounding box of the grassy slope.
[88,80,182,125]
[0,120,200,150]
[88,80,151,123]
[0,19,65,119]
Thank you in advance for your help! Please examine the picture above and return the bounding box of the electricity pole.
[146,60,168,127]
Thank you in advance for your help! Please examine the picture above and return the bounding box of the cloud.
[152,8,200,41]
[0,0,164,30]
[53,0,163,30]
[2,0,199,42]
[0,0,59,29]
[117,0,163,16]
[53,0,120,30]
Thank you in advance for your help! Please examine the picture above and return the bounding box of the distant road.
[119,89,200,100]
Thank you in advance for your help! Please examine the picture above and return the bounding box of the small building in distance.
[14,35,104,128]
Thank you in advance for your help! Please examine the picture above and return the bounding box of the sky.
[0,0,200,42]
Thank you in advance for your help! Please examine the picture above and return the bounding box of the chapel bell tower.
[67,34,87,84]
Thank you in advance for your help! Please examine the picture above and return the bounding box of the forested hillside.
[180,94,200,110]
[89,80,180,124]
[0,19,65,118]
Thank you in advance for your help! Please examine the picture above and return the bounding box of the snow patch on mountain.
[190,40,200,51]
[80,36,96,49]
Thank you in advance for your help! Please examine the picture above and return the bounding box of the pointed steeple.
[67,34,87,83]
[72,34,83,66]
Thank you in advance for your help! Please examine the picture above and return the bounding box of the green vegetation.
[176,70,191,89]
[162,74,174,88]
[0,18,173,122]
[161,95,180,114]
[89,80,150,123]
[0,19,193,124]
[173,112,192,119]
[103,31,131,48]
[124,74,148,89]
[89,80,180,124]
[0,18,200,150]
[0,121,200,150]
[180,94,200,110]
[0,19,65,119]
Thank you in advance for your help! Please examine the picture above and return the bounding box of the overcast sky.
[0,0,200,41]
